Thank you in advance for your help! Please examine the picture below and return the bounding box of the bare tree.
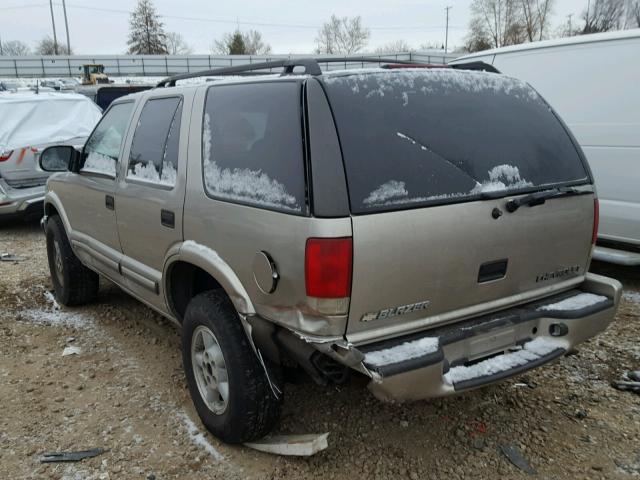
[469,0,526,49]
[242,30,272,55]
[166,32,193,55]
[315,15,370,54]
[521,0,554,41]
[626,0,640,26]
[35,36,72,55]
[582,0,626,33]
[211,30,271,55]
[0,40,31,56]
[373,39,413,53]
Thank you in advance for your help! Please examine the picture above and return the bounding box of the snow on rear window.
[321,70,589,214]
[201,82,306,214]
[364,164,533,207]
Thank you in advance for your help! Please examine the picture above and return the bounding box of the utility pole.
[444,6,452,53]
[567,13,574,36]
[62,0,71,54]
[49,0,59,55]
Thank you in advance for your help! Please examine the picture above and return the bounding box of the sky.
[1,0,590,54]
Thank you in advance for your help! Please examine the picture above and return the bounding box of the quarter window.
[81,102,134,177]
[127,97,183,187]
[202,82,306,214]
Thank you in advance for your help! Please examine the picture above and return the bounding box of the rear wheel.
[182,290,282,443]
[45,215,99,306]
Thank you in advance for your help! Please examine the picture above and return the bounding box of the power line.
[1,3,463,31]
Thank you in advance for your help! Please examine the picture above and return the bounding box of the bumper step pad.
[444,337,565,391]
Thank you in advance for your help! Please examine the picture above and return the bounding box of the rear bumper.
[355,273,621,402]
[0,179,45,219]
[592,245,640,266]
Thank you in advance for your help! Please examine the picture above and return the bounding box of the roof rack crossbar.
[155,56,428,87]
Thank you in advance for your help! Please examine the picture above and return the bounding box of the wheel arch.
[43,191,73,234]
[164,241,256,323]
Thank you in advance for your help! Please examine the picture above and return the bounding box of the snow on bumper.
[357,273,621,402]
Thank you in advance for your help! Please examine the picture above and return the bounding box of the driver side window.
[81,102,134,177]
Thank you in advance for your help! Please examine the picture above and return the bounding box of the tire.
[182,290,282,444]
[45,215,99,306]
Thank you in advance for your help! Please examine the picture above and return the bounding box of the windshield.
[321,69,590,214]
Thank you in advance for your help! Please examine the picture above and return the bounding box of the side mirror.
[39,145,78,172]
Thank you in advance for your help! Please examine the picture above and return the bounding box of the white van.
[452,29,640,266]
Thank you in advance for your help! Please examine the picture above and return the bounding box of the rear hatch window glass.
[321,69,589,214]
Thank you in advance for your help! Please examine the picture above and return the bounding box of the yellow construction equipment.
[81,64,109,85]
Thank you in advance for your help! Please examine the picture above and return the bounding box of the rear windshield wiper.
[505,186,591,213]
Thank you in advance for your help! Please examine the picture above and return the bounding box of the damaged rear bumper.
[350,273,621,402]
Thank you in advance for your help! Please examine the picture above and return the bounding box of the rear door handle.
[105,195,115,210]
[161,209,175,228]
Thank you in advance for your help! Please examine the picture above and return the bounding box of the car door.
[59,101,135,280]
[114,94,189,312]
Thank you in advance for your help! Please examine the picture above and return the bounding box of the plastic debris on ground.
[62,346,81,357]
[612,371,640,394]
[244,433,329,456]
[40,448,106,463]
[500,444,536,475]
[0,253,25,262]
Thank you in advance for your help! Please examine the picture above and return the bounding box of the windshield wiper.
[505,186,590,213]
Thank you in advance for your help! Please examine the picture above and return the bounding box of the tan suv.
[39,58,622,444]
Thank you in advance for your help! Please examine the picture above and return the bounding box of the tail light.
[0,150,13,162]
[305,238,352,299]
[592,199,599,245]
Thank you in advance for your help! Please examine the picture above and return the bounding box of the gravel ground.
[1,219,639,480]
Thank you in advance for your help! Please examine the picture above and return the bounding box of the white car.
[0,92,102,220]
[452,29,640,266]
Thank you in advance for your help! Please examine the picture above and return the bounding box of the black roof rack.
[450,61,500,74]
[155,56,428,87]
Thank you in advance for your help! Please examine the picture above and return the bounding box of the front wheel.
[182,290,282,443]
[45,215,99,306]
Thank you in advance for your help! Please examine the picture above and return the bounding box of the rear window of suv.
[321,69,590,214]
[202,81,306,214]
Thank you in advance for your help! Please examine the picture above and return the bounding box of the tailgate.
[347,194,595,343]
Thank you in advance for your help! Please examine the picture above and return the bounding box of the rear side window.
[321,70,589,213]
[127,96,183,187]
[202,82,306,214]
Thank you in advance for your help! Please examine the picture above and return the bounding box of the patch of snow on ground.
[623,291,640,305]
[202,113,300,212]
[538,293,608,311]
[444,337,559,384]
[365,337,439,367]
[20,291,93,329]
[82,152,117,176]
[176,410,224,461]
